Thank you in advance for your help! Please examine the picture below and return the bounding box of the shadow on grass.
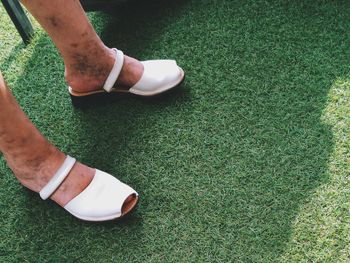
[1,0,349,262]
[0,42,26,72]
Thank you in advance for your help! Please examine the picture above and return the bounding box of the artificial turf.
[0,0,350,262]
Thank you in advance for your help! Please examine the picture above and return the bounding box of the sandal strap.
[103,48,124,93]
[39,156,76,200]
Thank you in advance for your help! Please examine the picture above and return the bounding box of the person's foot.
[6,127,136,213]
[13,149,95,207]
[65,47,144,93]
[0,71,137,216]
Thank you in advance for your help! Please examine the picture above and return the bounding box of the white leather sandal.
[39,155,139,221]
[68,48,185,106]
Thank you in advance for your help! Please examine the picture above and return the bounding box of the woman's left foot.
[66,48,184,98]
[65,47,144,94]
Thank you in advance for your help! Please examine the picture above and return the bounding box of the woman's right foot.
[6,131,138,215]
[0,75,137,217]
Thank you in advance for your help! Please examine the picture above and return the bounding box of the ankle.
[7,143,66,193]
[65,46,115,92]
[65,50,144,93]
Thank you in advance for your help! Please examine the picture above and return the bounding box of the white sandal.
[39,155,139,221]
[68,48,185,106]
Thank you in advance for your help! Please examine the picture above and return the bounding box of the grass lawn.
[1,0,350,262]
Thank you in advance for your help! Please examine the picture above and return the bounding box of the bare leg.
[1,0,139,213]
[0,72,92,206]
[20,0,144,92]
[0,72,135,212]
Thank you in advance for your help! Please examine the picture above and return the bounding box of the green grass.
[1,0,350,262]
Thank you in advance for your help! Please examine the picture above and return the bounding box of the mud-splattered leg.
[0,72,135,211]
[0,72,93,206]
[20,0,144,92]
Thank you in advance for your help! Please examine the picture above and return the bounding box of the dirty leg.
[20,0,143,92]
[0,72,97,206]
